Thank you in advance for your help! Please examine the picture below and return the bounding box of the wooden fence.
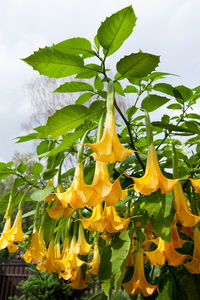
[0,258,30,300]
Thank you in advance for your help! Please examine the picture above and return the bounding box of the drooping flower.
[90,161,127,206]
[73,224,92,255]
[22,228,46,264]
[145,236,187,266]
[86,82,133,163]
[122,248,157,297]
[69,268,88,290]
[173,182,200,227]
[88,244,100,275]
[3,210,28,246]
[0,217,11,250]
[56,163,102,209]
[82,203,130,233]
[184,226,200,273]
[131,144,179,195]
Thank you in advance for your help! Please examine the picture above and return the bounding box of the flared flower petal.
[132,144,178,195]
[56,163,102,209]
[190,178,200,193]
[82,203,105,232]
[88,244,100,275]
[0,217,11,250]
[73,224,92,255]
[69,269,88,290]
[174,182,200,227]
[87,112,133,163]
[4,210,28,244]
[123,248,157,297]
[145,237,187,266]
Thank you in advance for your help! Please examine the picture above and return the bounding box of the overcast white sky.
[0,0,200,162]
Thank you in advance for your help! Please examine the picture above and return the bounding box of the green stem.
[77,129,91,163]
[4,178,19,219]
[172,142,179,179]
[96,113,105,142]
[33,202,40,231]
[57,158,64,186]
[114,101,145,171]
[106,81,115,113]
[18,187,32,211]
[145,111,153,146]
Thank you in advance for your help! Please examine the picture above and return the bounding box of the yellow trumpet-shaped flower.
[132,144,179,195]
[82,203,130,233]
[91,161,127,206]
[145,236,187,266]
[173,182,200,227]
[56,163,102,209]
[42,239,64,274]
[122,248,157,297]
[88,244,100,275]
[190,178,200,193]
[0,217,11,250]
[22,229,46,264]
[73,224,92,255]
[46,199,75,219]
[87,112,133,163]
[69,268,88,290]
[184,226,200,273]
[103,205,130,233]
[4,210,28,245]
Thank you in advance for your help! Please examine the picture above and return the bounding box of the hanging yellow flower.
[0,217,11,250]
[145,236,187,266]
[87,81,133,163]
[88,244,100,275]
[173,182,200,227]
[90,161,127,206]
[22,229,46,264]
[4,210,28,245]
[73,224,92,255]
[122,248,157,297]
[69,268,88,290]
[184,226,200,273]
[82,203,130,233]
[131,144,179,195]
[56,163,102,209]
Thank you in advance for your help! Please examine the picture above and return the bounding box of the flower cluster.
[1,82,200,296]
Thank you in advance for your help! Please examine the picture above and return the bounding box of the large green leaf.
[145,191,174,242]
[41,101,105,139]
[174,85,193,103]
[153,83,175,97]
[116,53,160,80]
[75,92,94,105]
[0,162,16,180]
[54,81,94,93]
[16,132,39,143]
[30,186,53,202]
[99,246,113,297]
[97,6,137,56]
[141,95,170,112]
[52,37,94,58]
[22,47,84,78]
[111,231,131,292]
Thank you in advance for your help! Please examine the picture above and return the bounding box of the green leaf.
[42,102,105,139]
[186,113,200,121]
[37,140,50,157]
[76,64,102,79]
[116,53,160,80]
[30,186,53,202]
[54,81,94,93]
[145,191,174,242]
[94,76,104,91]
[22,210,36,219]
[30,163,43,176]
[111,231,131,292]
[149,72,177,81]
[141,95,170,112]
[174,85,193,104]
[16,132,39,143]
[124,85,138,93]
[52,37,94,58]
[46,122,96,157]
[43,169,58,180]
[22,47,84,78]
[185,121,200,134]
[114,81,125,96]
[99,246,113,297]
[42,213,56,244]
[152,121,196,134]
[0,163,16,180]
[157,279,173,300]
[75,92,94,105]
[17,162,27,173]
[167,103,182,110]
[97,6,137,56]
[153,83,175,97]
